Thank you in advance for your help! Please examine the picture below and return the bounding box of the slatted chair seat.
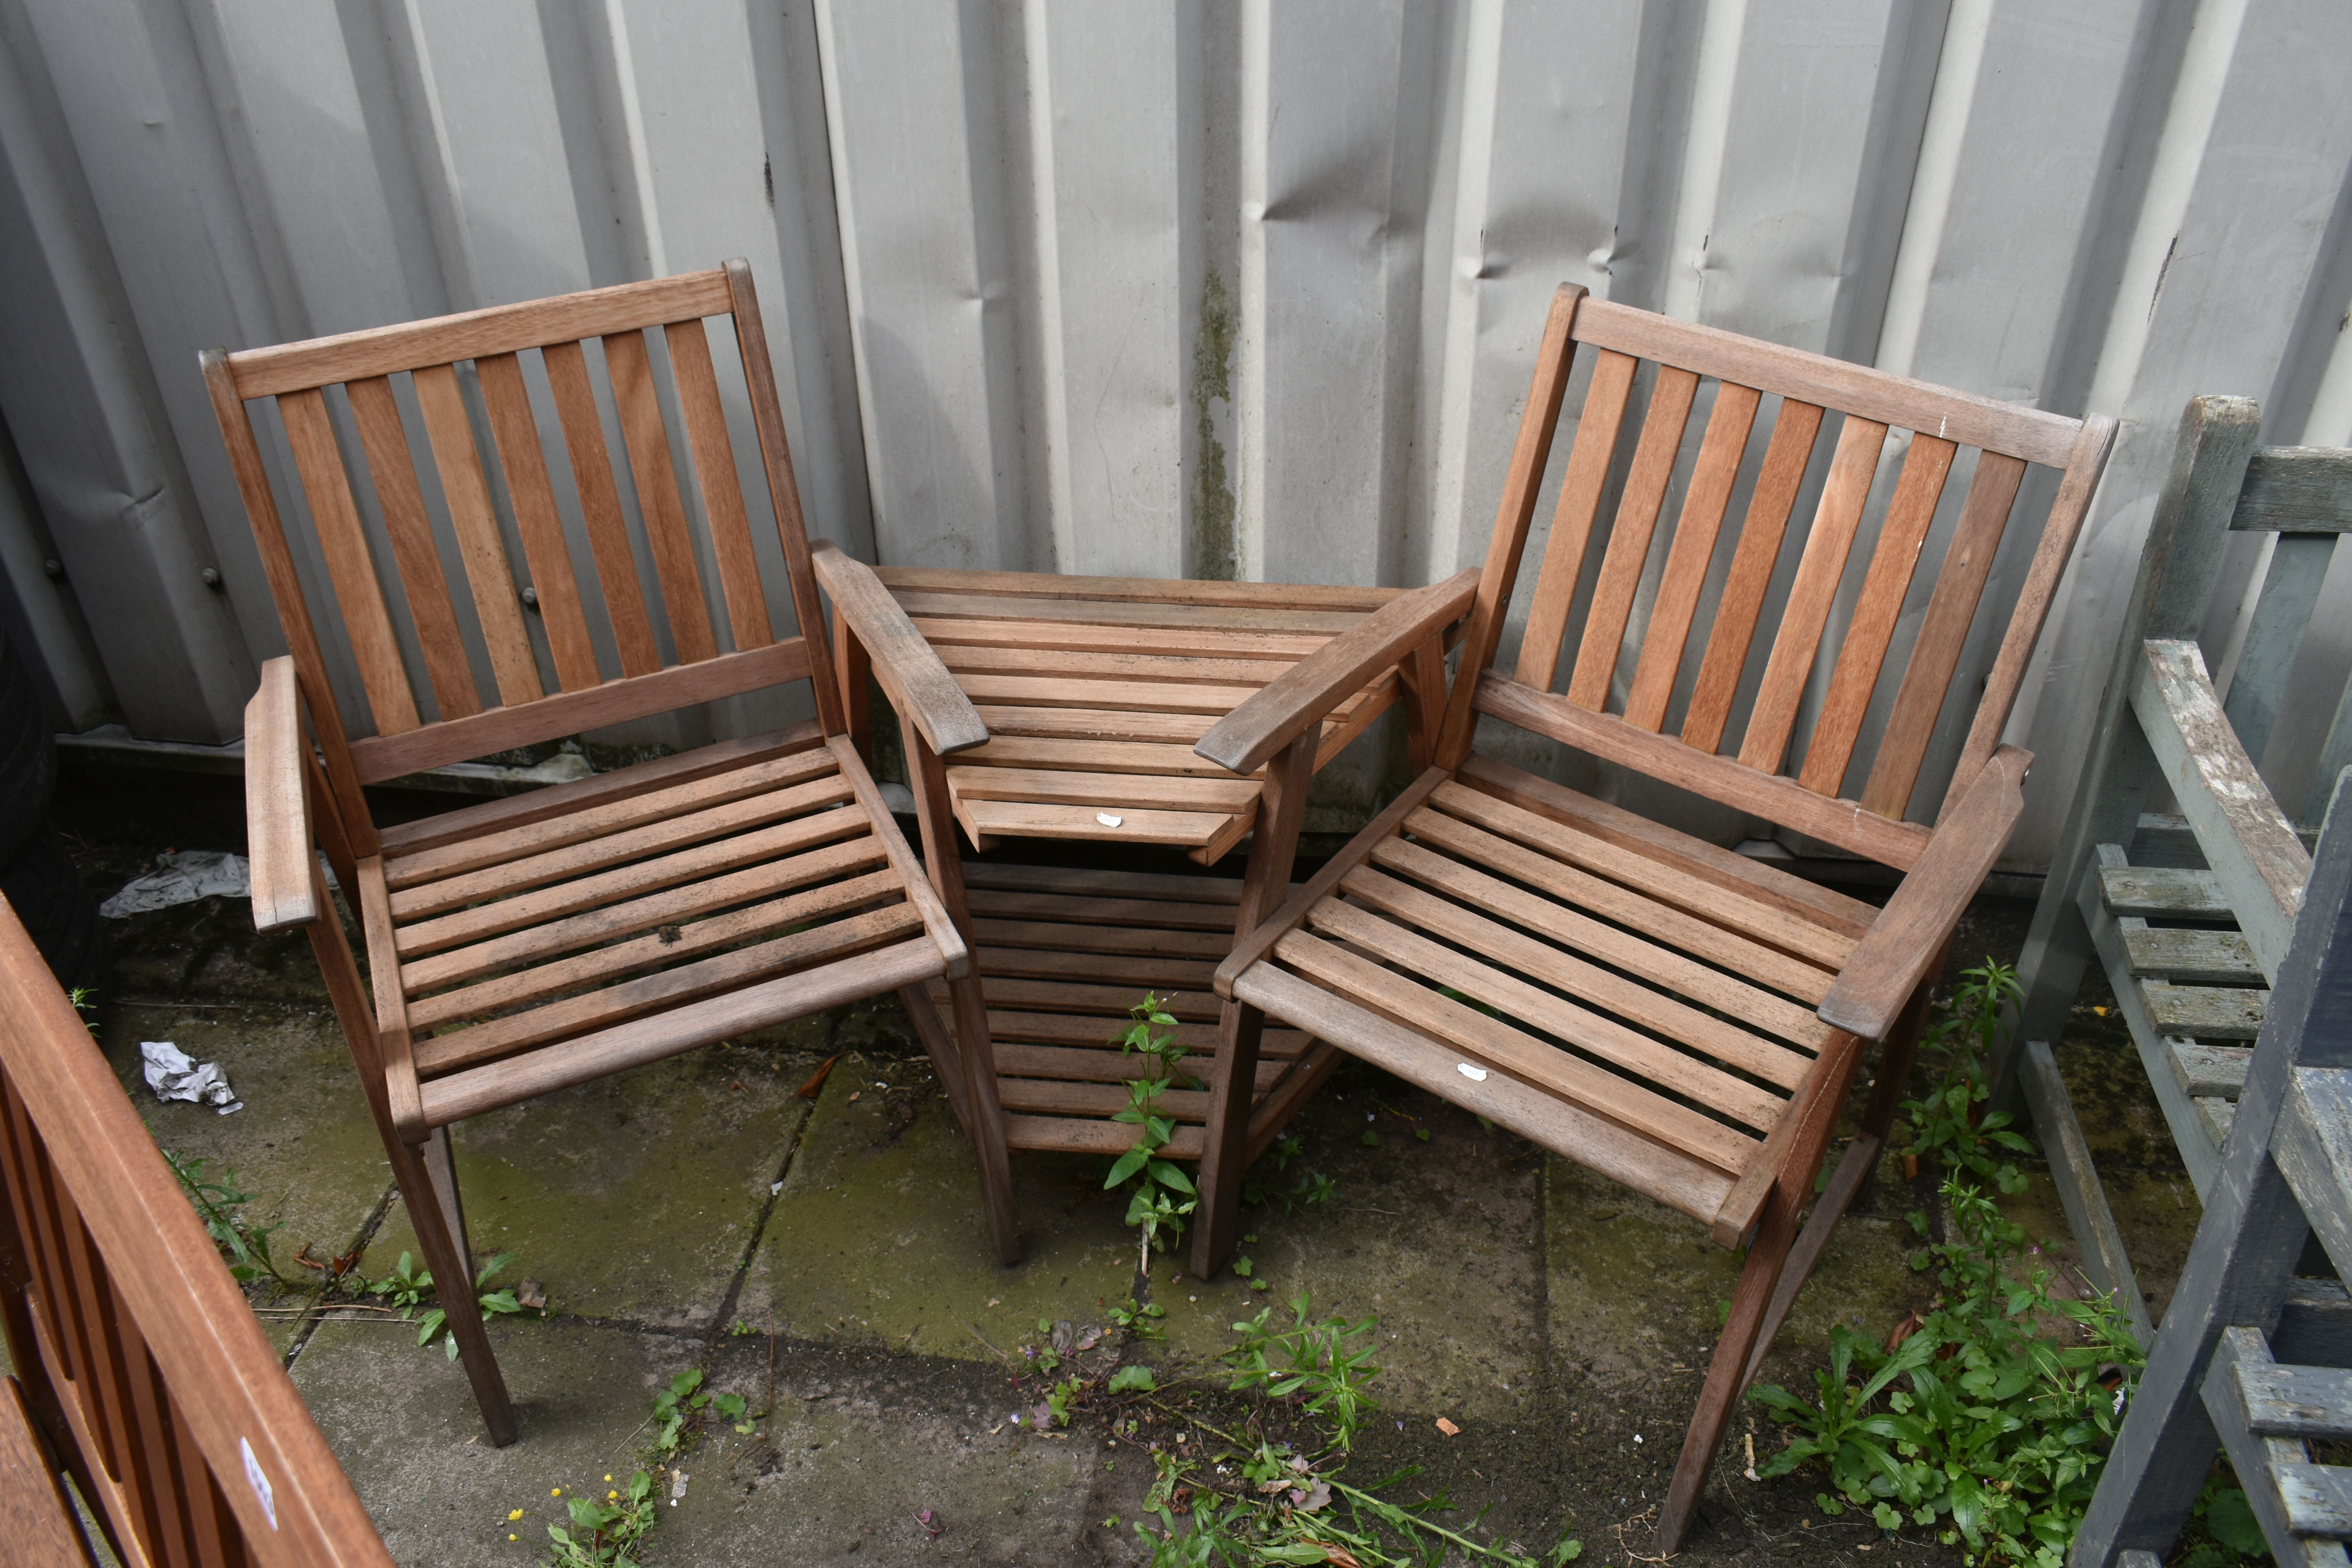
[1187,284,2116,1555]
[206,263,1002,1446]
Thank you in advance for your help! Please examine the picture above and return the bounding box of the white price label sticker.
[241,1436,278,1530]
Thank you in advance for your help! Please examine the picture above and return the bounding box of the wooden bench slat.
[1432,780,1856,969]
[1236,955,1739,1221]
[1681,401,1827,754]
[393,802,869,957]
[477,350,602,691]
[664,318,772,652]
[389,771,855,921]
[1739,415,1887,775]
[1569,365,1700,710]
[602,327,717,663]
[968,917,1230,962]
[2123,925,2263,984]
[1798,434,1958,796]
[1860,452,2027,818]
[910,614,1328,660]
[1370,836,1833,1051]
[408,868,902,1031]
[961,798,1234,850]
[1403,804,1838,1005]
[541,339,662,677]
[414,902,922,1075]
[279,387,423,734]
[1624,382,1762,730]
[1339,866,1814,1089]
[345,374,481,719]
[387,746,838,887]
[1514,349,1637,694]
[413,362,543,708]
[946,765,1256,816]
[2100,861,2233,918]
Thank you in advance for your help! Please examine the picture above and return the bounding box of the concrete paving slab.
[289,1312,1145,1566]
[100,1002,393,1347]
[1157,1068,1546,1426]
[737,1074,1138,1360]
[363,1036,820,1332]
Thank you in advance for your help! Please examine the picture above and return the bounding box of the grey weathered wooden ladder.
[2072,769,2352,1567]
[1999,396,2352,1346]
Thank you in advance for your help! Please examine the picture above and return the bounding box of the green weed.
[1750,1171,2145,1564]
[1105,993,1201,1272]
[165,1151,292,1285]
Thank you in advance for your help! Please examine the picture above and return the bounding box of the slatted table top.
[877,567,1412,864]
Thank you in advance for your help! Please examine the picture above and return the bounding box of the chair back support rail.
[200,260,841,835]
[0,899,391,1566]
[1201,282,2114,1557]
[2002,398,2352,1356]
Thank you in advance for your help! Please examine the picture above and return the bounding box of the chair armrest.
[1817,745,2032,1039]
[1195,568,1480,775]
[810,542,987,756]
[245,657,319,933]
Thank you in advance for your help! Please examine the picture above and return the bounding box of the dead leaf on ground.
[1435,1416,1461,1437]
[795,1054,842,1099]
[516,1279,548,1311]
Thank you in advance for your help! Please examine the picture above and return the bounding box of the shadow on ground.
[54,782,2201,1568]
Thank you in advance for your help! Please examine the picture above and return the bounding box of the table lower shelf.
[922,860,1338,1165]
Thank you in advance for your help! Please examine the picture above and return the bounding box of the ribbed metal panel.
[1,0,2348,863]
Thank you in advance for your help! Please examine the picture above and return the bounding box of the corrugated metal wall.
[3,0,2350,864]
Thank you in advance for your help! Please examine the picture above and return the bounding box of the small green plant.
[1749,1172,2145,1565]
[1904,960,2033,1194]
[543,1472,656,1567]
[363,1250,528,1360]
[1129,1302,1581,1567]
[165,1151,292,1285]
[1225,1290,1381,1452]
[1241,1133,1338,1215]
[1108,1295,1168,1340]
[1105,994,1201,1272]
[516,1365,753,1564]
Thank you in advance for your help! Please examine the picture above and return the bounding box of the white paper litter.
[142,1041,243,1115]
[100,849,339,918]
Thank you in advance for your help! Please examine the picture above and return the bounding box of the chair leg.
[1735,981,1937,1390]
[1658,1175,1802,1554]
[1188,1000,1264,1279]
[389,1129,516,1445]
[946,971,1022,1266]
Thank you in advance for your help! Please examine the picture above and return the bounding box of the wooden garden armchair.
[202,263,997,1443]
[1193,285,2115,1553]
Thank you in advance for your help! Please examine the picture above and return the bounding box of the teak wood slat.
[412,361,543,708]
[0,897,394,1566]
[1198,283,2114,1556]
[208,264,994,1444]
[1568,364,1700,710]
[476,350,601,691]
[1624,381,1763,730]
[345,374,481,719]
[542,338,662,677]
[603,327,717,664]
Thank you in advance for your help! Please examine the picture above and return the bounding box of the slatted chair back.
[0,899,391,1566]
[1439,289,2113,867]
[201,261,837,844]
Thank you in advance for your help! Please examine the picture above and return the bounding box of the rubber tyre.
[0,630,57,866]
[0,824,106,996]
